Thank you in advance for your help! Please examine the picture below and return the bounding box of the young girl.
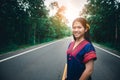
[66,17,97,80]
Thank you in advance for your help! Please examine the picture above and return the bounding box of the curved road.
[0,37,120,80]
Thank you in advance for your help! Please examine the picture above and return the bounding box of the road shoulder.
[93,42,120,57]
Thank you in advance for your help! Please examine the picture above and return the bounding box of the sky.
[45,0,87,26]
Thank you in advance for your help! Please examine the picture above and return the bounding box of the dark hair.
[72,17,91,42]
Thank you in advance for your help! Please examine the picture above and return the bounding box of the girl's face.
[72,21,87,40]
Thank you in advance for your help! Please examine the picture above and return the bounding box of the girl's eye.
[72,26,82,29]
[77,26,82,28]
[72,26,76,29]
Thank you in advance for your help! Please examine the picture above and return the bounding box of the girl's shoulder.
[84,42,95,52]
[68,40,75,47]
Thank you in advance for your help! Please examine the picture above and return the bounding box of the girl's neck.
[72,37,85,50]
[75,37,85,43]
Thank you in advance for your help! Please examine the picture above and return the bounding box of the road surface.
[0,37,120,80]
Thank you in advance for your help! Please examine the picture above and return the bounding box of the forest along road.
[0,37,120,80]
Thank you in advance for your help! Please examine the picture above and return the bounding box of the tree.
[0,0,29,52]
[0,0,71,53]
[83,0,120,50]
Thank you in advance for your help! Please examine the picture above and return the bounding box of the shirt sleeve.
[83,43,97,63]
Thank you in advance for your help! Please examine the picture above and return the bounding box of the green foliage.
[84,0,120,51]
[49,16,71,38]
[0,0,71,54]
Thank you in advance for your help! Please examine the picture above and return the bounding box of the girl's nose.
[74,28,78,31]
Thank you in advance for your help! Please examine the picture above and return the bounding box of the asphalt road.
[0,37,120,80]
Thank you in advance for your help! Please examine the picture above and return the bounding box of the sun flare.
[64,3,84,27]
[45,0,87,27]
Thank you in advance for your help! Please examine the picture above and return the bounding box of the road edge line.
[0,39,63,63]
[94,45,120,59]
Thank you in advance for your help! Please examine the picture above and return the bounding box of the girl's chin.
[74,36,80,39]
[74,35,80,37]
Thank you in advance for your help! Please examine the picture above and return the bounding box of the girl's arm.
[62,64,67,80]
[79,60,94,80]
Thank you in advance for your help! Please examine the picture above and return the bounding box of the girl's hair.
[72,17,91,42]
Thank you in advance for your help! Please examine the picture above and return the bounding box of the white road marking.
[94,45,120,59]
[1,37,119,63]
[0,39,63,63]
